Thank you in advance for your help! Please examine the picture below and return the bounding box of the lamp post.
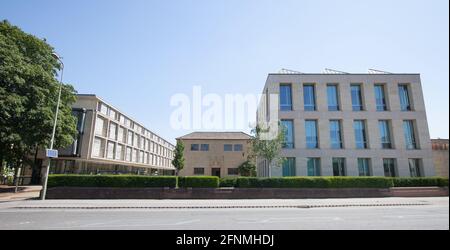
[40,52,64,200]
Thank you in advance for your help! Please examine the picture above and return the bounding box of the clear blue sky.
[1,0,449,144]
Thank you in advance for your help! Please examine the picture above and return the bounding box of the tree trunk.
[31,147,41,185]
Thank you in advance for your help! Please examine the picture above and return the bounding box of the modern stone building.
[432,139,449,178]
[256,71,435,177]
[177,132,252,177]
[44,94,176,176]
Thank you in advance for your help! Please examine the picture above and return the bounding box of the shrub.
[235,177,394,188]
[178,176,219,188]
[47,175,177,188]
[392,177,449,187]
[219,178,238,187]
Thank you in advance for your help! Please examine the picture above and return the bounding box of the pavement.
[0,197,448,230]
[0,185,41,201]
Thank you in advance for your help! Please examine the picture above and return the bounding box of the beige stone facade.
[432,139,449,178]
[177,132,252,177]
[47,94,176,176]
[257,73,435,177]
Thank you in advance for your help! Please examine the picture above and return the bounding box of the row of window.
[97,102,173,149]
[281,119,418,150]
[190,144,244,152]
[95,116,173,158]
[193,168,239,176]
[281,158,423,177]
[91,137,172,167]
[280,83,413,112]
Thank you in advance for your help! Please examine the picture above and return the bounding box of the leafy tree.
[250,124,286,177]
[0,20,78,184]
[238,160,257,177]
[171,140,185,176]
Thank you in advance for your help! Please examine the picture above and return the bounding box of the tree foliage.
[171,140,185,176]
[0,20,77,169]
[238,160,257,177]
[250,124,286,175]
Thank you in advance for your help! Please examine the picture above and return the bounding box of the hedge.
[234,177,394,188]
[178,176,219,188]
[48,175,177,188]
[219,178,238,187]
[391,177,449,187]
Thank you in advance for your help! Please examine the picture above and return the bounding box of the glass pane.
[379,120,392,149]
[375,85,387,111]
[281,120,294,148]
[332,158,346,176]
[354,120,367,149]
[399,85,411,111]
[330,120,342,149]
[224,144,232,151]
[282,158,296,177]
[351,85,363,111]
[303,85,316,111]
[358,158,371,176]
[327,85,339,111]
[307,158,320,176]
[403,121,417,149]
[305,120,318,149]
[280,85,292,111]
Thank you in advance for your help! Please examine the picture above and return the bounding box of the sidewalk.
[0,197,447,210]
[0,185,41,201]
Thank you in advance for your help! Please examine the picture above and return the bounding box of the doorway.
[211,168,221,178]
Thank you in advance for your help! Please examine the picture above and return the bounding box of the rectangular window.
[98,102,108,115]
[305,120,318,149]
[133,134,139,148]
[358,158,371,176]
[224,144,233,151]
[281,120,294,149]
[403,120,417,149]
[379,120,393,149]
[109,109,116,120]
[107,141,115,159]
[282,158,296,177]
[108,122,117,140]
[307,158,321,176]
[133,149,139,163]
[279,84,293,111]
[399,84,412,111]
[351,84,364,111]
[92,137,104,158]
[354,120,368,149]
[227,168,239,176]
[327,85,340,111]
[95,117,106,137]
[303,84,316,111]
[200,144,209,151]
[374,84,388,111]
[116,144,123,160]
[126,147,132,161]
[383,159,397,177]
[127,131,133,145]
[329,120,343,149]
[409,159,423,177]
[194,168,205,175]
[234,144,243,151]
[140,151,145,163]
[332,158,346,176]
[117,127,125,143]
[191,144,199,151]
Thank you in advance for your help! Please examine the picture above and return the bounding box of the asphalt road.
[0,198,448,230]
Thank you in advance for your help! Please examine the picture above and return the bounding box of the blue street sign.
[46,149,58,158]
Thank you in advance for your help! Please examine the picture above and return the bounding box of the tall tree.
[250,124,286,177]
[0,20,78,183]
[171,140,185,176]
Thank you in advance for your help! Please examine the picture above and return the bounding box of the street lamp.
[40,52,64,200]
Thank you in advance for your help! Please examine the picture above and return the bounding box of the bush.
[235,177,394,188]
[48,175,177,188]
[178,176,219,188]
[219,178,238,187]
[392,177,449,187]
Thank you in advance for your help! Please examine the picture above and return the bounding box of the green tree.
[171,140,185,176]
[238,160,257,177]
[250,124,286,177]
[0,20,78,184]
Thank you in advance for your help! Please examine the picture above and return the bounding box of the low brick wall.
[46,187,448,199]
